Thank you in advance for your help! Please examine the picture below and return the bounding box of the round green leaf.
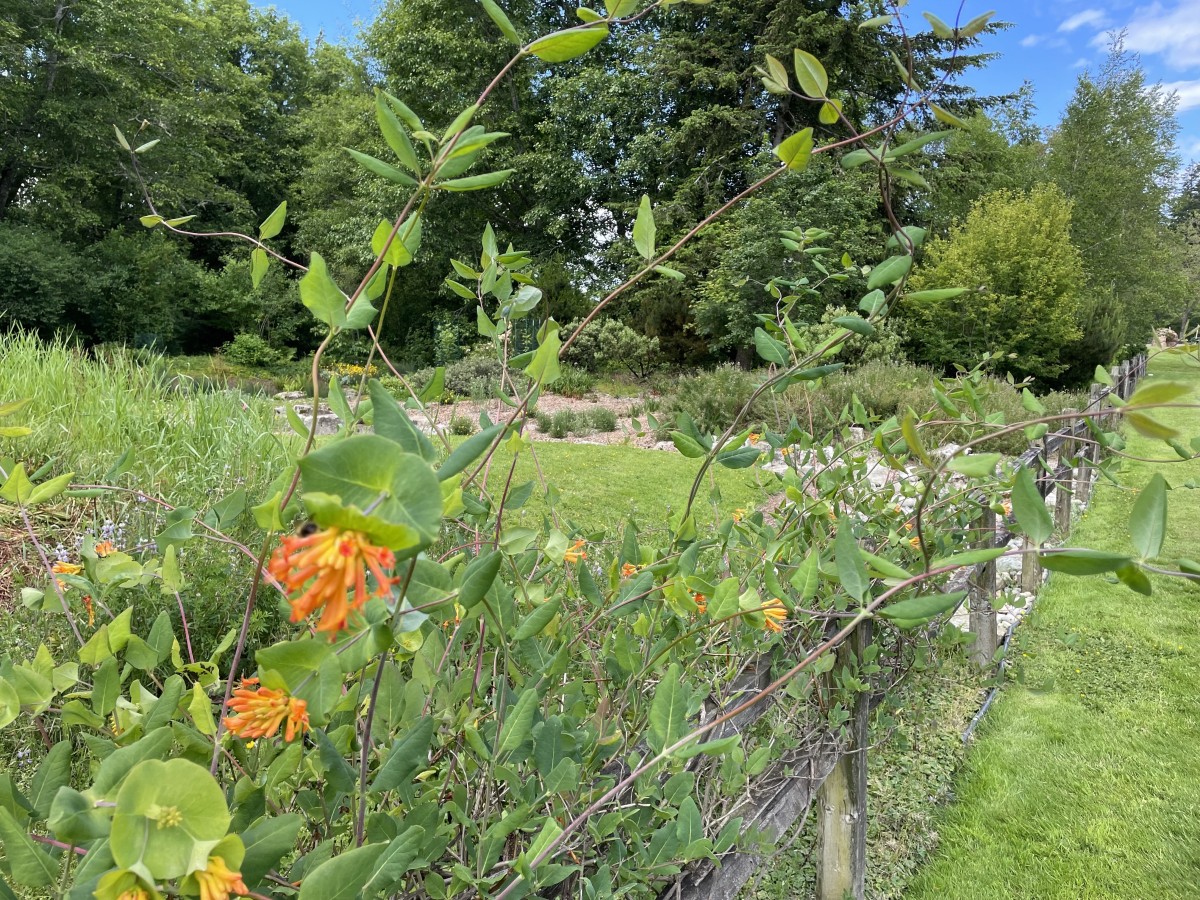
[298,436,441,555]
[110,759,231,881]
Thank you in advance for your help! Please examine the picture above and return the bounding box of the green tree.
[902,185,1083,385]
[1046,43,1187,355]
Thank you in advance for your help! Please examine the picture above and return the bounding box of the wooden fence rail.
[661,353,1146,900]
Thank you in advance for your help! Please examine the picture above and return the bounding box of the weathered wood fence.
[663,353,1146,900]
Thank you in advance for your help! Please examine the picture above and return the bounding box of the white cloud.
[1021,34,1044,47]
[1097,1,1200,69]
[1161,79,1200,110]
[1059,9,1110,32]
[1180,135,1200,160]
[1072,57,1091,68]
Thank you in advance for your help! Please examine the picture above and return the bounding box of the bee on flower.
[693,593,707,615]
[732,508,746,523]
[762,597,788,633]
[621,562,641,578]
[907,535,921,550]
[1000,499,1013,517]
[223,678,310,743]
[748,432,762,444]
[563,540,587,564]
[267,524,398,635]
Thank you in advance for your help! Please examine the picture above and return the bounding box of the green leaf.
[792,49,829,98]
[91,728,175,798]
[819,99,842,125]
[1116,562,1152,596]
[370,716,435,793]
[831,314,873,336]
[380,90,422,132]
[901,412,931,467]
[929,547,1006,570]
[375,92,421,174]
[298,844,387,900]
[496,689,539,759]
[959,10,995,38]
[27,741,71,820]
[26,471,73,505]
[458,552,502,609]
[439,422,508,482]
[139,214,163,228]
[791,552,819,600]
[188,682,216,736]
[259,201,287,240]
[365,382,434,463]
[298,435,441,555]
[524,321,562,386]
[114,125,131,151]
[300,252,347,329]
[716,446,762,469]
[1126,412,1180,441]
[361,826,426,896]
[437,169,514,191]
[835,515,868,602]
[1011,467,1052,545]
[250,249,269,289]
[110,759,230,880]
[867,255,912,289]
[0,807,58,887]
[514,596,565,640]
[653,264,685,280]
[753,327,789,366]
[922,11,954,37]
[1130,473,1167,560]
[859,13,894,28]
[344,293,378,331]
[1128,381,1191,407]
[1094,365,1114,387]
[774,127,814,171]
[239,814,302,888]
[860,550,912,580]
[633,194,656,260]
[527,24,609,62]
[345,148,419,186]
[905,288,965,302]
[878,591,963,623]
[1038,549,1130,575]
[47,787,109,845]
[930,103,968,129]
[946,453,1001,478]
[669,431,707,459]
[604,0,638,15]
[762,53,789,93]
[675,735,741,759]
[647,663,687,754]
[479,0,520,42]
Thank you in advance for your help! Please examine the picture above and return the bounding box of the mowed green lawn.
[467,438,772,535]
[906,351,1200,899]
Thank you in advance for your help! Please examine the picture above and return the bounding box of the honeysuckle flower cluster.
[268,525,398,634]
[223,678,309,742]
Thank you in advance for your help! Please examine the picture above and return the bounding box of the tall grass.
[0,330,287,507]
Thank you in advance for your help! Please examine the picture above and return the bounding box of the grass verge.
[906,350,1200,899]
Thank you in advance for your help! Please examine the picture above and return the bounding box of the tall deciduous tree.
[1046,42,1187,355]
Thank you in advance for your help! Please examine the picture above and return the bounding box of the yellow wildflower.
[563,540,587,564]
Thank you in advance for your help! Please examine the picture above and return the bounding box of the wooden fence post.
[968,507,998,667]
[814,620,872,900]
[1054,410,1076,533]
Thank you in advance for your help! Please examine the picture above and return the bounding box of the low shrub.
[588,407,618,432]
[449,415,475,435]
[221,332,292,369]
[551,364,595,399]
[550,409,586,438]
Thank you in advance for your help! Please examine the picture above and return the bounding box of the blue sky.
[258,0,1200,165]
